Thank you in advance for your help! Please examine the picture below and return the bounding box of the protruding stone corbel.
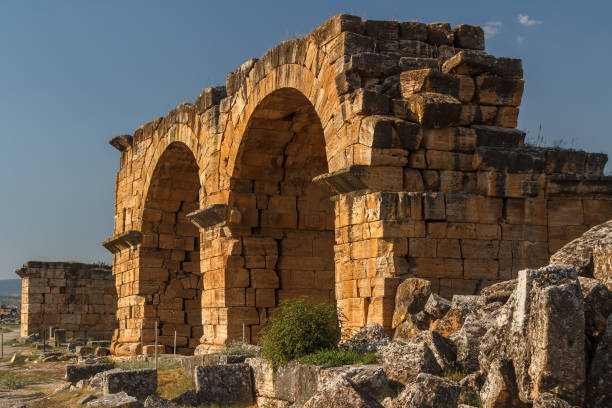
[109,134,133,152]
[312,165,371,194]
[187,204,228,229]
[102,230,142,253]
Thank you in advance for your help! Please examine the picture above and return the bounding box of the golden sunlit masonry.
[102,14,612,356]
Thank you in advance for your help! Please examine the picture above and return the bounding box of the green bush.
[298,348,378,368]
[259,297,341,369]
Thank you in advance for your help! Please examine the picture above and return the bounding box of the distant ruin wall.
[16,261,117,339]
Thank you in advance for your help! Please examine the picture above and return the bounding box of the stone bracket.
[102,230,142,253]
[109,134,133,151]
[187,204,228,229]
[312,165,372,194]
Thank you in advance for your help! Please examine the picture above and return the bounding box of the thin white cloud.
[483,21,502,39]
[516,35,525,45]
[518,13,541,27]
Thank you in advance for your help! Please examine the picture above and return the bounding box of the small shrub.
[259,297,341,369]
[222,341,260,357]
[298,348,378,368]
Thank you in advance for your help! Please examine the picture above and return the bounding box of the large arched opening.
[226,87,335,343]
[139,141,203,354]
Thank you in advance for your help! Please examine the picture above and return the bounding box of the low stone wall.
[16,261,117,339]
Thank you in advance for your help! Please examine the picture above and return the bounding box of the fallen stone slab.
[87,391,143,407]
[103,369,157,401]
[273,362,322,404]
[195,363,253,406]
[180,353,247,381]
[380,340,442,384]
[88,368,123,393]
[318,364,397,400]
[479,264,586,405]
[585,315,612,408]
[303,376,383,408]
[65,363,115,384]
[144,394,181,407]
[390,373,461,408]
[78,395,97,405]
[533,393,571,408]
[340,322,390,353]
[76,346,94,356]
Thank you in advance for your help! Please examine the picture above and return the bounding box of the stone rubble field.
[0,220,609,407]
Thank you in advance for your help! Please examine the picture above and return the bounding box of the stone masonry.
[16,261,117,339]
[104,14,612,355]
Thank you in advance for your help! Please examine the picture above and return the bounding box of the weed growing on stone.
[298,348,378,368]
[442,358,470,381]
[259,297,341,369]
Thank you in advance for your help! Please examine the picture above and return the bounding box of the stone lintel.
[102,230,142,253]
[187,204,228,229]
[109,134,133,152]
[313,165,370,194]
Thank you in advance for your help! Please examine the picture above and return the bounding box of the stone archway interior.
[229,87,335,341]
[140,142,202,354]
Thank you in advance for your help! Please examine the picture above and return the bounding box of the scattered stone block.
[65,363,115,384]
[103,369,157,401]
[194,364,253,406]
[87,391,143,407]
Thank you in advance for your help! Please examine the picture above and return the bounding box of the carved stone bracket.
[187,204,228,229]
[102,230,142,253]
[109,134,133,151]
[312,165,372,194]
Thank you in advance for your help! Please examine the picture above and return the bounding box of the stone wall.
[16,261,117,339]
[104,14,612,354]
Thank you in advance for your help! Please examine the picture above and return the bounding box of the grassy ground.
[298,348,378,368]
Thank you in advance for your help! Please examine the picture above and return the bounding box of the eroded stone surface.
[195,364,253,406]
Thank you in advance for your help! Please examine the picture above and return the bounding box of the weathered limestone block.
[480,359,525,408]
[87,392,142,407]
[479,265,586,405]
[392,278,432,328]
[65,363,115,384]
[533,393,571,408]
[143,394,181,408]
[103,369,157,401]
[390,373,461,408]
[550,219,610,272]
[453,24,485,50]
[318,364,395,401]
[303,375,383,408]
[585,315,612,408]
[340,322,390,353]
[195,364,253,406]
[406,92,462,128]
[273,362,321,404]
[578,277,612,337]
[380,340,442,384]
[442,50,523,79]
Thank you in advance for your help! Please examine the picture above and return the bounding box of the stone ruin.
[16,261,117,340]
[102,14,612,355]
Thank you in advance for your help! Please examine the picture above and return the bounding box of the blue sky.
[0,1,610,279]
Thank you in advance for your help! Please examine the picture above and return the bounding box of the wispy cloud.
[516,35,525,45]
[518,14,541,27]
[483,21,502,39]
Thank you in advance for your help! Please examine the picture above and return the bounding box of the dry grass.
[157,367,194,400]
[0,369,62,391]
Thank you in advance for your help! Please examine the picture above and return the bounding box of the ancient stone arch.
[104,14,612,355]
